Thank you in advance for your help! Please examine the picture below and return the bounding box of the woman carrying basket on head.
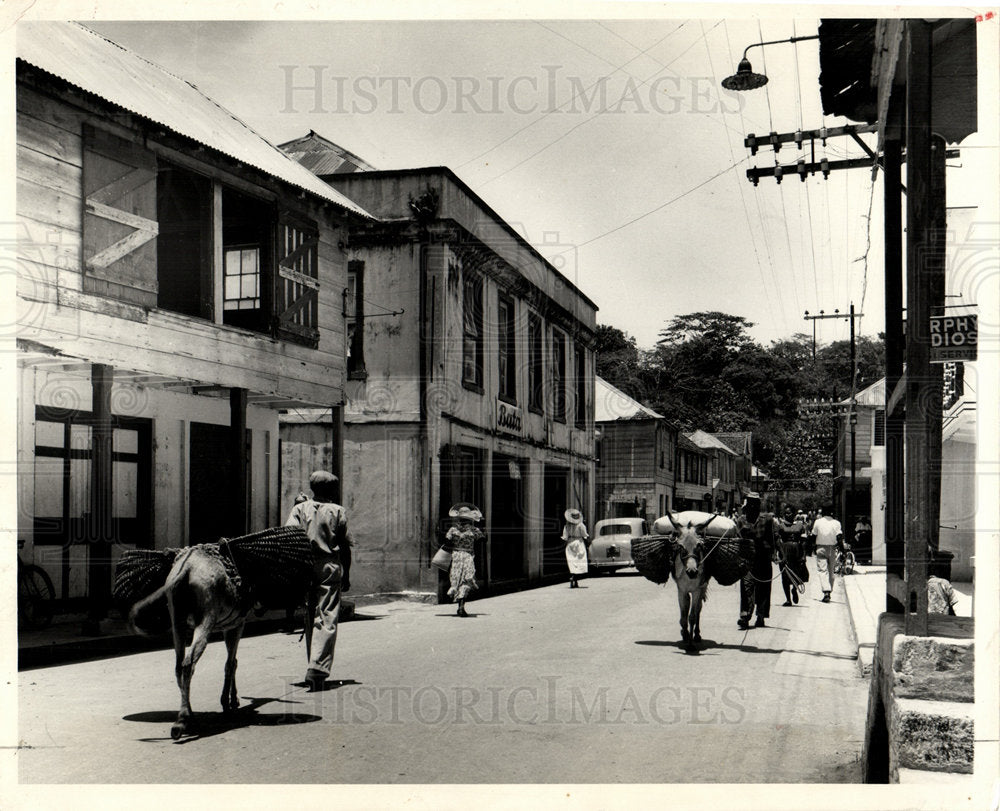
[562,508,590,588]
[442,502,483,617]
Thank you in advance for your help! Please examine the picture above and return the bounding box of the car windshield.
[599,523,634,536]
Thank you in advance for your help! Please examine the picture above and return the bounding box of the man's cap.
[309,471,338,486]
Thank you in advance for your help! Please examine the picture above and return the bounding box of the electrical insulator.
[747,133,758,156]
[797,159,807,182]
[774,164,783,184]
[820,127,828,147]
[821,157,830,179]
[794,130,803,150]
[769,131,781,153]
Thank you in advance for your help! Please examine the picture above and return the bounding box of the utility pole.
[803,306,863,522]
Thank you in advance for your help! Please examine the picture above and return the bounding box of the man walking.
[285,471,352,690]
[811,508,844,603]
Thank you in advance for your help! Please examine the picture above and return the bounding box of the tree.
[594,325,643,399]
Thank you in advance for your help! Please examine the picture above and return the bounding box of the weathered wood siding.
[17,81,350,405]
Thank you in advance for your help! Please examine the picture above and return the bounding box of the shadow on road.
[635,638,859,662]
[635,638,786,655]
[434,612,488,618]
[125,694,327,743]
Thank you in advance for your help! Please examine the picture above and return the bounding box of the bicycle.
[18,541,55,630]
[835,542,856,576]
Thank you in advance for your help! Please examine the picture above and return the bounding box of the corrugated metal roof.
[595,377,663,422]
[278,131,377,175]
[17,22,370,218]
[678,434,705,454]
[686,429,737,454]
[839,377,885,408]
[712,431,752,454]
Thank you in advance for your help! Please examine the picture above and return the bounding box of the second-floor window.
[575,343,586,428]
[551,329,566,422]
[462,273,484,390]
[873,408,885,446]
[498,294,516,402]
[346,260,366,378]
[528,313,543,413]
[82,125,319,348]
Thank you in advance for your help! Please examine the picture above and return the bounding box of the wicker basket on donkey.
[113,526,314,625]
[702,536,755,586]
[631,535,675,585]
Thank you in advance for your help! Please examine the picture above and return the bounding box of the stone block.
[890,697,974,777]
[892,635,974,702]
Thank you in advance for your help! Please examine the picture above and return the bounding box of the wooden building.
[674,434,711,512]
[594,376,677,525]
[15,24,368,612]
[684,430,740,514]
[281,135,599,597]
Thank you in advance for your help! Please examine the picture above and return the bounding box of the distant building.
[710,431,754,498]
[685,430,740,514]
[282,134,598,596]
[594,377,677,525]
[674,434,711,512]
[834,370,975,580]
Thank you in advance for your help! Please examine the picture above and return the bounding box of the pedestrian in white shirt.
[811,510,844,602]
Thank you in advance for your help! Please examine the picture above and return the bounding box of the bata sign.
[930,314,977,363]
[496,399,523,435]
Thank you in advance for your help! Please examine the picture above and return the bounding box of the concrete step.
[890,696,974,776]
[892,633,974,703]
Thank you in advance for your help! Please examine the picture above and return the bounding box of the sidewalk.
[840,564,974,676]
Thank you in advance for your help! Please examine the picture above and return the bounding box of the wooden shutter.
[274,209,319,346]
[82,124,158,306]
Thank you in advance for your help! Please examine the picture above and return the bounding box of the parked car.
[589,518,648,573]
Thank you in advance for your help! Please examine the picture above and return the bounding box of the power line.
[701,19,777,319]
[479,21,725,187]
[456,20,688,174]
[725,20,783,316]
[551,158,746,254]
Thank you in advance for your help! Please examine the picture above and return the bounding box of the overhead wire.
[701,19,778,321]
[758,20,801,330]
[726,20,783,319]
[548,157,747,254]
[479,21,725,188]
[455,21,690,173]
[792,21,821,314]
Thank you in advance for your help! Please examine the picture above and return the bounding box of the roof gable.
[18,22,370,217]
[595,377,663,422]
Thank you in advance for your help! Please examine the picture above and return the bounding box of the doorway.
[490,454,525,583]
[189,422,249,543]
[542,465,568,575]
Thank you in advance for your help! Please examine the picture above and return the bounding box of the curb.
[18,600,358,671]
[841,568,881,678]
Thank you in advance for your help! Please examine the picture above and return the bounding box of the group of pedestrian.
[735,496,847,630]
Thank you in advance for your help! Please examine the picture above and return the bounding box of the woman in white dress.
[562,508,590,588]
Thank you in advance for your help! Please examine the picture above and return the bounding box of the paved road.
[17,562,867,784]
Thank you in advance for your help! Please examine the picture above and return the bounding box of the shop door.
[189,422,249,543]
[542,465,568,575]
[490,454,525,582]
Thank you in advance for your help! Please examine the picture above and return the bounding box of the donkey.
[129,545,253,739]
[664,512,717,649]
[126,530,312,740]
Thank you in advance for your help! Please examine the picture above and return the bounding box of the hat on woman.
[564,508,584,525]
[449,502,483,523]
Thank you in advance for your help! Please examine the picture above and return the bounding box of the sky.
[49,10,989,352]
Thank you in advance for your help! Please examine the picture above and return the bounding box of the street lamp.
[721,35,820,91]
